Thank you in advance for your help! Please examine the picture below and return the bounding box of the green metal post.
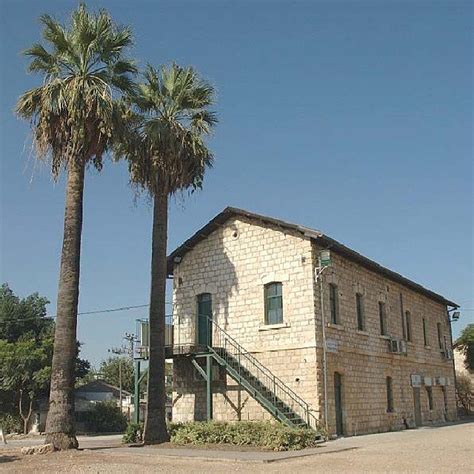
[206,355,213,420]
[134,360,141,424]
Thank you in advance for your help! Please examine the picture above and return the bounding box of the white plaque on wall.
[326,339,338,353]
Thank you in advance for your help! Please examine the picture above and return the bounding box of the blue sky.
[0,0,472,366]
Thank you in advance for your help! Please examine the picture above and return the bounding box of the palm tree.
[118,64,217,443]
[16,5,136,450]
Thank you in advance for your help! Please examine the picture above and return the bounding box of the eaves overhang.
[167,207,458,308]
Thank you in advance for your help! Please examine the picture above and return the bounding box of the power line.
[0,302,173,324]
[78,303,149,315]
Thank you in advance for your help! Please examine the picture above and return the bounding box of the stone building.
[166,207,458,436]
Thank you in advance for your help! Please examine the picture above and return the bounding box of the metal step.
[204,321,319,431]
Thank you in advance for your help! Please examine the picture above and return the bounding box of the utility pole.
[108,346,128,411]
[123,333,136,360]
[123,332,141,424]
[315,249,332,432]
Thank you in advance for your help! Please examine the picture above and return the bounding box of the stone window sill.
[327,323,345,331]
[356,330,370,336]
[425,345,432,349]
[380,335,391,340]
[259,322,290,331]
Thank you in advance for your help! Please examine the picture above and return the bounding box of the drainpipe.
[316,255,329,432]
[447,305,459,420]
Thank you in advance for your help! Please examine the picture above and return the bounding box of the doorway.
[197,293,212,346]
[413,387,422,427]
[441,386,448,420]
[334,372,344,436]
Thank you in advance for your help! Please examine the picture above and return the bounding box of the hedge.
[167,421,324,451]
[79,400,127,433]
[0,413,22,434]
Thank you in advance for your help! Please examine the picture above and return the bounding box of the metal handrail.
[206,316,320,429]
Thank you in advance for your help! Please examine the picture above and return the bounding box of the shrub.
[80,401,127,433]
[168,421,324,451]
[0,413,22,434]
[456,373,473,414]
[123,422,143,443]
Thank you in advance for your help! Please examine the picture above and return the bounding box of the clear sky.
[0,0,472,367]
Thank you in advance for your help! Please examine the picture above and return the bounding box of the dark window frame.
[329,283,339,325]
[405,311,412,342]
[437,322,443,350]
[264,282,283,325]
[386,376,394,413]
[379,301,387,336]
[426,386,433,410]
[356,292,365,331]
[422,318,429,346]
[399,294,407,340]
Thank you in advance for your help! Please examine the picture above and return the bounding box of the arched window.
[264,282,283,325]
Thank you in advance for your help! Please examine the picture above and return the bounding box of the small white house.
[75,379,132,411]
[34,379,132,433]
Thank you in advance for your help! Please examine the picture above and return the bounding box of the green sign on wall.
[320,250,332,267]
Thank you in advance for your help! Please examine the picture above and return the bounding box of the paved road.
[1,421,473,472]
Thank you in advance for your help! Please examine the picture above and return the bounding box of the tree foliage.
[0,338,52,433]
[97,357,171,395]
[455,324,474,371]
[0,283,53,342]
[100,356,135,393]
[79,400,127,433]
[117,63,217,197]
[0,284,53,432]
[0,283,90,433]
[455,373,473,414]
[16,3,137,178]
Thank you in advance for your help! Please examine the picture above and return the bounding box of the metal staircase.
[202,317,320,431]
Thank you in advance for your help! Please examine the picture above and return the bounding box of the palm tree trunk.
[143,185,170,444]
[45,159,85,450]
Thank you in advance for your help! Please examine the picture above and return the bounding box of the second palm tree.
[119,64,217,443]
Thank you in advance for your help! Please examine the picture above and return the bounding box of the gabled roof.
[167,207,458,308]
[75,379,131,397]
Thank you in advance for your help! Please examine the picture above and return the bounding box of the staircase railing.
[204,316,320,430]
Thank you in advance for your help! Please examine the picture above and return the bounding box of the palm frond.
[117,63,217,196]
[17,4,138,179]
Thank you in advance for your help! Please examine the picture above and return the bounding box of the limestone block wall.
[170,214,456,436]
[313,244,457,436]
[172,216,320,423]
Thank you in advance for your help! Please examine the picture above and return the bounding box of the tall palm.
[16,5,136,450]
[118,64,217,443]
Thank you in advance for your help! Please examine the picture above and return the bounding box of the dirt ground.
[1,421,473,473]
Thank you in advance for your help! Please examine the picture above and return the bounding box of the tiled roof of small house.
[167,207,458,308]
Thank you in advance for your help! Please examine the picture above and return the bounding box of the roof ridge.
[167,207,458,308]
